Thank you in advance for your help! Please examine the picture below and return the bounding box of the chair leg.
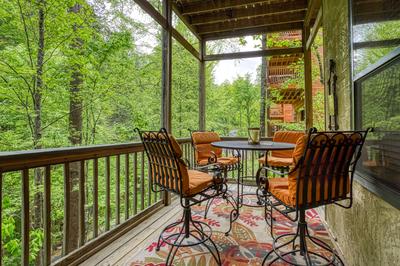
[263,209,342,266]
[157,199,222,265]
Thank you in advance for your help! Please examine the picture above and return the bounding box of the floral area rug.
[125,193,338,266]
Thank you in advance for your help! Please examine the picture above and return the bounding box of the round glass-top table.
[211,140,295,151]
[211,140,295,235]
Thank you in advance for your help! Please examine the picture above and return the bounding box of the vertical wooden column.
[162,0,172,206]
[162,0,172,133]
[199,39,206,130]
[303,26,313,130]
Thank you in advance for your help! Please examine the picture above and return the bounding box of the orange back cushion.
[271,131,305,158]
[191,132,223,163]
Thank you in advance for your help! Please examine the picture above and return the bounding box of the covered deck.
[0,0,399,266]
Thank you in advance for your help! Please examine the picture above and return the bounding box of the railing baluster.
[147,159,151,207]
[79,161,85,247]
[105,157,111,231]
[134,153,138,215]
[252,150,255,179]
[93,158,99,238]
[141,152,145,211]
[0,173,2,266]
[63,163,71,255]
[125,154,130,220]
[115,155,120,225]
[44,166,51,265]
[22,169,29,266]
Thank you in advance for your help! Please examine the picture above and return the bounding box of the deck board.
[80,185,344,265]
[80,200,181,266]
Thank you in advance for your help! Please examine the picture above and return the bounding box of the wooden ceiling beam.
[304,0,321,26]
[133,0,200,60]
[202,22,303,40]
[190,0,307,26]
[204,47,303,61]
[171,28,200,60]
[180,0,271,16]
[171,2,201,40]
[306,6,322,50]
[197,11,306,35]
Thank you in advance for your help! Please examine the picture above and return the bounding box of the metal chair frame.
[258,127,371,266]
[258,130,304,178]
[137,128,226,265]
[189,129,241,222]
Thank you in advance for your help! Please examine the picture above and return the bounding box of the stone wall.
[322,0,400,265]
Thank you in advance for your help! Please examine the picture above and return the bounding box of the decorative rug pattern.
[125,193,337,266]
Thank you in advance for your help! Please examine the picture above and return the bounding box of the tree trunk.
[33,1,45,264]
[67,2,83,252]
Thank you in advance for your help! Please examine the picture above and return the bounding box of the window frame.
[350,0,400,209]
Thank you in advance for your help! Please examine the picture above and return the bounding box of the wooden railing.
[0,136,268,265]
[0,138,192,266]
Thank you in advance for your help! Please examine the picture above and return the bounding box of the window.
[352,0,400,208]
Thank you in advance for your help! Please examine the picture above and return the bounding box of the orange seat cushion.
[198,156,239,166]
[269,178,289,190]
[185,170,215,196]
[259,156,293,167]
[270,187,294,206]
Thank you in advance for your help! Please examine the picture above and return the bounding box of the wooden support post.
[303,26,313,130]
[199,40,206,130]
[162,0,172,206]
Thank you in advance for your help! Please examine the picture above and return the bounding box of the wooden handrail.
[0,138,192,172]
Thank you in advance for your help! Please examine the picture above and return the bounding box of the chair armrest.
[262,165,291,176]
[195,163,221,172]
[181,158,191,168]
[196,164,224,184]
[207,151,218,164]
[256,165,298,195]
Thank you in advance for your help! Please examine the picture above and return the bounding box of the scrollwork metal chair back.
[294,128,371,211]
[138,128,185,196]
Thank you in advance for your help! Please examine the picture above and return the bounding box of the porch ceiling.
[173,0,310,40]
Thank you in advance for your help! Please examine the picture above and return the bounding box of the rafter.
[204,47,303,61]
[304,0,321,26]
[306,6,322,50]
[202,22,304,40]
[171,2,201,40]
[189,0,307,26]
[197,11,306,35]
[133,0,199,60]
[179,0,271,15]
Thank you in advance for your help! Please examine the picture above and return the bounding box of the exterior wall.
[322,0,400,265]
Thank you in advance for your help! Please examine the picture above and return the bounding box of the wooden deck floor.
[80,186,344,266]
[80,199,181,266]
